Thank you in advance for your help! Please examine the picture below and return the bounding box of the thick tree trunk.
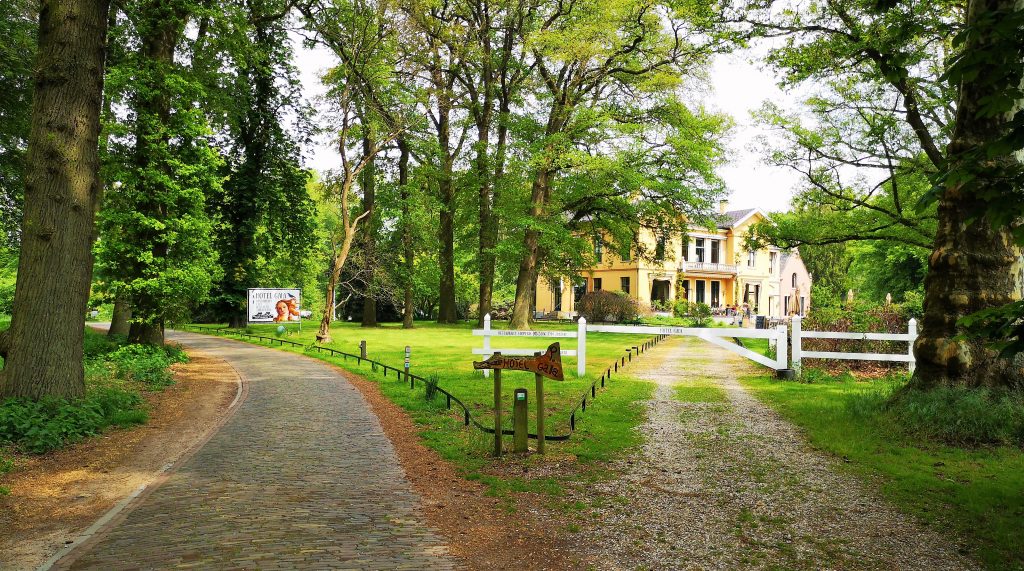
[912,0,1024,389]
[0,0,111,400]
[318,233,357,344]
[399,138,414,329]
[108,295,131,336]
[435,63,458,324]
[508,170,550,330]
[360,135,377,327]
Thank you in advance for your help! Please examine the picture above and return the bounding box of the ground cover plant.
[741,370,1024,570]
[191,320,655,495]
[0,328,187,487]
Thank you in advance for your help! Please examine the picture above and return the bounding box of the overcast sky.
[292,42,805,214]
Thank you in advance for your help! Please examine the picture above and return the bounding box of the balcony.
[679,260,739,274]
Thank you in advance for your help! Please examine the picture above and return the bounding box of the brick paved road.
[58,331,455,570]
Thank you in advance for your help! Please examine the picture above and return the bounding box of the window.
[551,279,562,312]
[792,272,798,288]
[681,236,688,261]
[682,280,690,301]
[710,240,721,264]
[711,281,721,307]
[784,295,790,315]
[695,280,706,303]
[695,238,706,262]
[800,296,806,315]
[574,279,587,304]
[770,251,778,274]
[594,239,603,263]
[655,234,666,261]
[620,276,630,294]
[593,278,602,291]
[747,250,756,267]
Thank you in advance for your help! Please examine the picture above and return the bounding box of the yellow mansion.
[534,204,813,318]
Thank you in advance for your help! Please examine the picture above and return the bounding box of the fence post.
[791,315,802,377]
[577,317,587,377]
[776,322,788,372]
[359,340,367,360]
[907,318,917,375]
[483,313,492,378]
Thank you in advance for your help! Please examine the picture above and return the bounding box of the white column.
[776,322,788,371]
[908,318,917,375]
[577,317,587,377]
[791,315,802,377]
[483,313,491,378]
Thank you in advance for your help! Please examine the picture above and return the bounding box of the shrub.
[673,300,689,318]
[107,343,188,389]
[0,388,146,454]
[577,291,639,323]
[687,302,713,327]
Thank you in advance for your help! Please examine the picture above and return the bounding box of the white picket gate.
[473,314,587,377]
[586,323,789,371]
[791,315,917,376]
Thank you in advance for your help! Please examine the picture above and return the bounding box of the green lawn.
[186,320,656,494]
[741,373,1024,571]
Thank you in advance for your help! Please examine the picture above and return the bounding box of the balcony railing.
[679,260,739,274]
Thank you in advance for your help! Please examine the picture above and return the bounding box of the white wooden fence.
[791,315,917,376]
[473,314,587,377]
[587,323,789,371]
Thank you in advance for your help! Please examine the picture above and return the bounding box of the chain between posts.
[180,325,667,442]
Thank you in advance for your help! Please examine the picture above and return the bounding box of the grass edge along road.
[184,321,656,500]
[741,372,1024,571]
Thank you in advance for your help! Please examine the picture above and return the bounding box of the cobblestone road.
[57,331,455,570]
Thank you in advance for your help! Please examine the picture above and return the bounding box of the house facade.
[534,204,813,319]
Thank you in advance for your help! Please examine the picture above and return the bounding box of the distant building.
[533,202,812,318]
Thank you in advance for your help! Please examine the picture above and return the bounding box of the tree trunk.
[108,295,131,336]
[360,134,377,327]
[318,231,358,344]
[912,0,1024,389]
[508,170,550,330]
[0,0,111,400]
[435,63,458,324]
[399,138,414,329]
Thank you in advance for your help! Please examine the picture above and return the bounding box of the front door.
[710,281,720,308]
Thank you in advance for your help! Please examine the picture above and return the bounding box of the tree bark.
[399,138,414,329]
[508,170,550,330]
[0,0,111,400]
[360,134,377,327]
[108,295,131,336]
[912,0,1024,389]
[435,63,458,324]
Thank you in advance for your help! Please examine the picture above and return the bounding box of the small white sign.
[247,288,301,323]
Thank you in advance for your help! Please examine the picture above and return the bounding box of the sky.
[293,42,805,214]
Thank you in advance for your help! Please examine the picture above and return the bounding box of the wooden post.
[513,388,528,453]
[535,351,545,454]
[907,318,917,374]
[360,340,367,359]
[576,317,587,377]
[493,361,502,457]
[482,313,491,378]
[790,316,801,377]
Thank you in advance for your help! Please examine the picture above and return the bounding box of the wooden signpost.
[473,342,564,456]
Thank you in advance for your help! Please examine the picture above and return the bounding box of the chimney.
[719,199,729,214]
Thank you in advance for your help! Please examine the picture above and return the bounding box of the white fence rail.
[473,314,586,377]
[791,315,917,376]
[587,324,788,371]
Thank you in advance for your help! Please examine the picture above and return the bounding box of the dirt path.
[0,349,240,571]
[574,336,977,570]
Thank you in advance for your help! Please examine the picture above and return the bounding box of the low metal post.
[513,389,529,453]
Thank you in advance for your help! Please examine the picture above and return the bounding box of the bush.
[0,388,146,454]
[577,291,639,323]
[687,302,713,327]
[107,343,188,389]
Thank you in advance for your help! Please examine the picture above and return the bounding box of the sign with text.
[247,288,301,323]
[473,342,565,381]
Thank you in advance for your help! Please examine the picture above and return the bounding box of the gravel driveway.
[573,336,977,570]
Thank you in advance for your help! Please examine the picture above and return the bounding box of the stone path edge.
[39,337,249,571]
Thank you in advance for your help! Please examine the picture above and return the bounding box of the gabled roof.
[717,208,763,229]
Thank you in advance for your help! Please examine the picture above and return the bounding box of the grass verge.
[741,371,1024,570]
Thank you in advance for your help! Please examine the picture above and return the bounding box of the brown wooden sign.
[473,342,565,381]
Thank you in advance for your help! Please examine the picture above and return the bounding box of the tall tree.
[98,0,222,344]
[0,0,112,399]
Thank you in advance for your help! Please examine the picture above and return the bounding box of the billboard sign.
[247,288,301,323]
